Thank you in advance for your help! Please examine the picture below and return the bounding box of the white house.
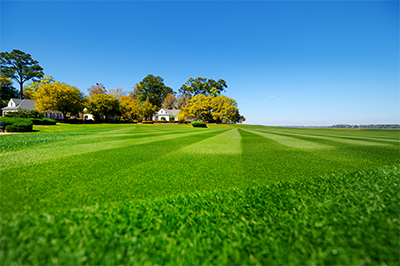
[1,98,64,119]
[153,108,180,121]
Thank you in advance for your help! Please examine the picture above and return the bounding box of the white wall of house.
[153,108,180,121]
[44,111,64,119]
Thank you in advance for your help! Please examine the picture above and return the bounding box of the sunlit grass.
[1,124,399,265]
[1,165,398,265]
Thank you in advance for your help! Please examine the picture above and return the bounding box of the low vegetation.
[191,121,207,128]
[1,124,399,264]
[0,117,56,132]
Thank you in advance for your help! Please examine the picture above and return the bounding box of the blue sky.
[1,0,398,126]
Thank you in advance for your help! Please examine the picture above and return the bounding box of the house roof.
[1,98,36,111]
[154,108,180,116]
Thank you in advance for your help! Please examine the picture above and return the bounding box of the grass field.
[1,123,399,265]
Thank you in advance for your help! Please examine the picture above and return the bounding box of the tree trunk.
[20,82,23,99]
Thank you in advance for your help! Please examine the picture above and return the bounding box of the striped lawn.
[1,124,398,213]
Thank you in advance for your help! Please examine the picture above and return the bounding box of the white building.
[153,108,180,121]
[1,98,64,119]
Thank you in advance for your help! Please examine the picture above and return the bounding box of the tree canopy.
[120,96,141,121]
[139,99,158,121]
[86,93,121,121]
[180,94,244,123]
[0,75,18,109]
[0,49,44,99]
[32,81,85,120]
[179,77,227,98]
[24,76,55,99]
[162,93,178,109]
[87,83,107,98]
[137,75,174,108]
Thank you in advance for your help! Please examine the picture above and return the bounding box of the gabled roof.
[1,98,36,111]
[11,99,23,105]
[154,108,180,116]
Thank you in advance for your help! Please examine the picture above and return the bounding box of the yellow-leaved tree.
[24,76,54,99]
[32,81,85,121]
[120,95,141,121]
[180,94,245,123]
[162,93,177,109]
[139,99,158,121]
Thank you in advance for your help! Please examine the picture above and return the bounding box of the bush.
[191,121,207,128]
[142,121,154,124]
[5,110,44,118]
[155,120,167,123]
[5,121,33,132]
[0,117,29,127]
[28,118,57,125]
[160,117,166,121]
[179,119,189,124]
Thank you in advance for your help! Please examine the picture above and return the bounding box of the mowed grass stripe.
[1,129,236,212]
[2,165,398,265]
[243,129,331,149]
[1,128,226,170]
[181,129,242,154]
[262,128,399,146]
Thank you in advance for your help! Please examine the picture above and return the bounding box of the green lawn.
[1,123,399,265]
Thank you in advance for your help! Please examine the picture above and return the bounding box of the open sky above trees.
[1,1,398,126]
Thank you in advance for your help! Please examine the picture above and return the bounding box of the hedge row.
[191,121,207,128]
[0,117,56,132]
[29,118,57,125]
[0,117,33,132]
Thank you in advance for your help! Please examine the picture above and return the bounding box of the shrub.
[41,118,57,125]
[169,116,175,122]
[160,117,166,121]
[142,121,154,124]
[5,121,33,132]
[28,118,57,125]
[192,121,207,128]
[27,110,44,118]
[5,110,44,118]
[155,120,167,123]
[0,117,29,127]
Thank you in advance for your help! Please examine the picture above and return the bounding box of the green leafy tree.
[0,49,44,99]
[179,77,227,98]
[32,81,85,121]
[86,93,121,121]
[0,75,18,111]
[138,75,174,108]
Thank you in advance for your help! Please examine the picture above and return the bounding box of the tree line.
[1,49,245,123]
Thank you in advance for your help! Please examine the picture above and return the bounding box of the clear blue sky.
[1,0,399,126]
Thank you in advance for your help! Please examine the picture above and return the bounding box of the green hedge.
[29,118,57,125]
[5,122,32,132]
[0,117,34,132]
[192,121,207,128]
[142,121,154,124]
